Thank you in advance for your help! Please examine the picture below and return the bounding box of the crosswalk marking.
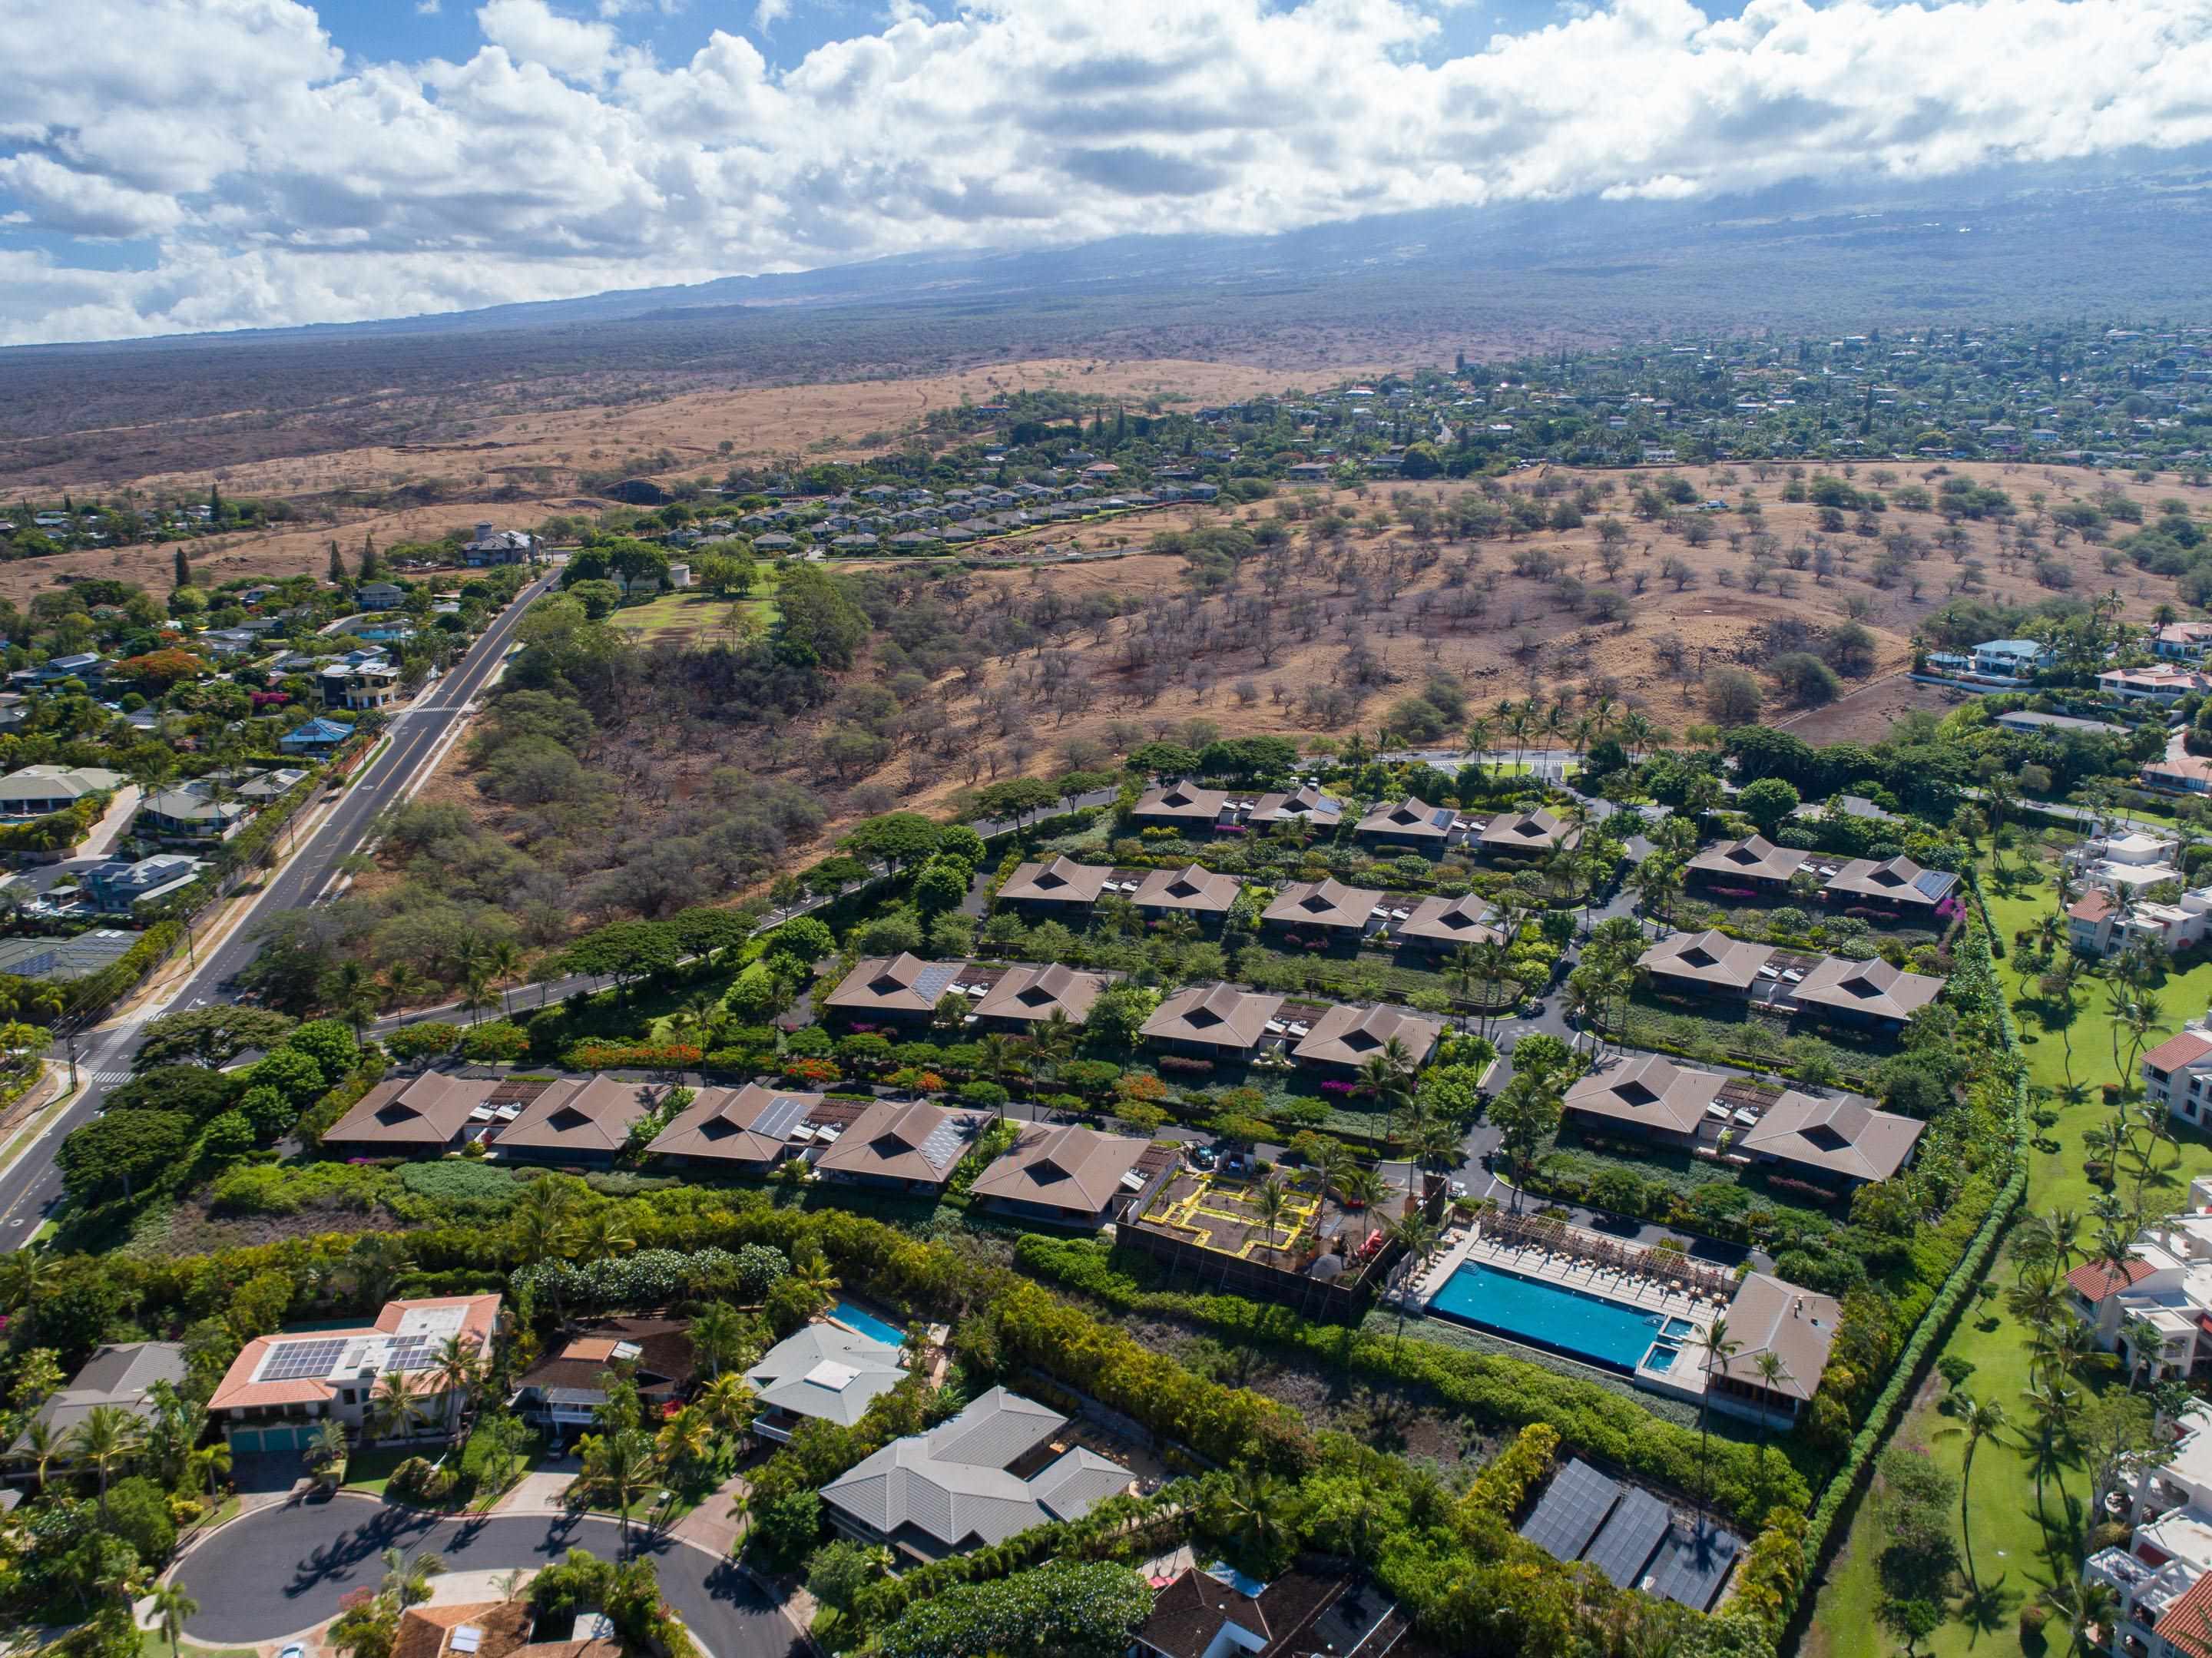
[94,1071,129,1087]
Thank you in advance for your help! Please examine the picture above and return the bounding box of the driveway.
[171,1497,802,1658]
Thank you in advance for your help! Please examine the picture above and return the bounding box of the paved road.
[172,1497,800,1658]
[0,573,557,1246]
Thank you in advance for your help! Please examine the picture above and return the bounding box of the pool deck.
[1398,1217,1721,1404]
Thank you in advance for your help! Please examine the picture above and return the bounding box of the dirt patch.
[1777,673,1974,746]
[163,1196,404,1254]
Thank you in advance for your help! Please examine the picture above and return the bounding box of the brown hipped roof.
[1479,808,1581,853]
[972,963,1108,1027]
[1397,893,1505,948]
[813,1099,989,1186]
[1740,1091,1926,1183]
[324,1072,507,1150]
[497,1076,663,1156]
[1132,863,1243,915]
[999,856,1114,905]
[968,1123,1149,1215]
[645,1082,827,1165]
[1563,1053,1720,1137]
[823,954,969,1015]
[1356,796,1452,840]
[1790,956,1942,1023]
[1687,835,1806,885]
[1141,982,1285,1050]
[1291,1003,1445,1068]
[2144,1030,2212,1072]
[1248,784,1343,825]
[1716,1273,1840,1403]
[1637,928,1774,991]
[1824,855,1947,908]
[1263,877,1382,932]
[1135,780,1229,822]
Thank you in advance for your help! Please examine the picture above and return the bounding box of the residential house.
[512,1319,694,1445]
[462,524,537,565]
[812,1099,991,1193]
[385,1598,618,1658]
[209,1294,501,1452]
[820,954,975,1028]
[2069,888,2121,955]
[1130,1567,1412,1658]
[1969,638,2054,678]
[0,764,123,820]
[996,856,1113,916]
[1477,808,1581,860]
[2070,828,2187,895]
[1394,893,1505,958]
[1262,878,1385,945]
[1685,835,1807,896]
[746,1323,909,1443]
[2087,1405,2212,1658]
[1132,780,1233,833]
[968,1122,1154,1226]
[1354,796,1459,853]
[1788,956,1942,1032]
[1140,983,1286,1057]
[644,1084,858,1173]
[9,652,105,690]
[323,1072,554,1158]
[2144,1027,2212,1128]
[2154,623,2212,663]
[1738,1091,1926,1188]
[10,1342,187,1461]
[1707,1273,1843,1429]
[494,1076,671,1167]
[970,963,1108,1031]
[1822,855,1962,922]
[819,1386,1134,1562]
[356,581,406,611]
[323,658,400,711]
[1131,863,1242,928]
[2145,736,2212,796]
[1994,709,2129,738]
[135,780,251,842]
[1290,1003,1444,1072]
[279,716,355,755]
[2102,666,2212,704]
[1561,1053,1722,1149]
[1247,784,1343,832]
[1637,929,1774,1001]
[81,853,203,913]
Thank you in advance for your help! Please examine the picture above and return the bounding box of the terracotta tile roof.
[2068,890,2116,922]
[210,1293,500,1413]
[2065,1257,2157,1302]
[2155,1561,2212,1658]
[2144,1031,2212,1073]
[392,1600,532,1658]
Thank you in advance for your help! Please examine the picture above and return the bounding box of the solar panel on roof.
[1429,808,1455,829]
[260,1337,347,1383]
[1913,870,1959,900]
[752,1093,814,1141]
[909,964,963,1004]
[918,1116,971,1170]
[1584,1488,1672,1588]
[386,1335,436,1372]
[1519,1459,1621,1563]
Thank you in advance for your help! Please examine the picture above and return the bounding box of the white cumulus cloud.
[0,0,2206,343]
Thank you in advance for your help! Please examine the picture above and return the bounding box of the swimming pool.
[1428,1263,1674,1372]
[833,1301,908,1347]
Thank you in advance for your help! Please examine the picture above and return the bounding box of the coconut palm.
[1750,1350,1792,1465]
[577,1425,658,1550]
[380,1545,445,1610]
[508,1179,579,1267]
[0,1243,52,1312]
[792,1253,841,1319]
[148,1581,199,1658]
[365,1371,426,1445]
[306,1419,349,1484]
[578,1207,637,1262]
[13,1418,58,1493]
[1337,1166,1389,1239]
[432,1335,483,1445]
[690,1302,749,1378]
[1251,1176,1293,1257]
[485,940,527,1016]
[67,1404,143,1520]
[187,1440,232,1507]
[654,1405,714,1484]
[1691,1319,1740,1515]
[696,1373,757,1445]
[1935,1392,2013,1589]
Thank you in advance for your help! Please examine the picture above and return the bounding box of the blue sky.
[0,0,2194,344]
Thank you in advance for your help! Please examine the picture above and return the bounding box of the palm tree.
[148,1581,199,1658]
[306,1420,349,1486]
[508,1179,579,1267]
[1337,1166,1389,1240]
[1935,1392,2013,1588]
[976,1032,1021,1117]
[68,1404,142,1520]
[485,940,527,1016]
[13,1418,58,1493]
[0,1243,52,1312]
[695,1373,757,1446]
[380,1545,445,1611]
[793,1253,842,1319]
[1405,1116,1462,1192]
[654,1405,714,1487]
[578,1426,658,1551]
[366,1371,426,1445]
[1355,1036,1419,1117]
[1750,1350,1792,1468]
[690,1302,748,1377]
[187,1440,232,1507]
[1386,1210,1441,1349]
[1691,1319,1740,1515]
[432,1335,482,1445]
[578,1207,637,1263]
[1251,1176,1292,1258]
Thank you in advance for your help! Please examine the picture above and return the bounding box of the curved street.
[171,1497,803,1658]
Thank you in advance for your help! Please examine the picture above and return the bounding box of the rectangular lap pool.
[1429,1263,1677,1373]
[833,1301,908,1346]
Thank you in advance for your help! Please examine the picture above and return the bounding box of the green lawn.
[137,1631,254,1658]
[613,585,778,644]
[1810,855,2212,1658]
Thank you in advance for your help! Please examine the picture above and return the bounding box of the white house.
[2087,1396,2212,1658]
[2146,1029,2212,1129]
[2070,829,2187,895]
[1970,638,2055,679]
[2101,667,2212,705]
